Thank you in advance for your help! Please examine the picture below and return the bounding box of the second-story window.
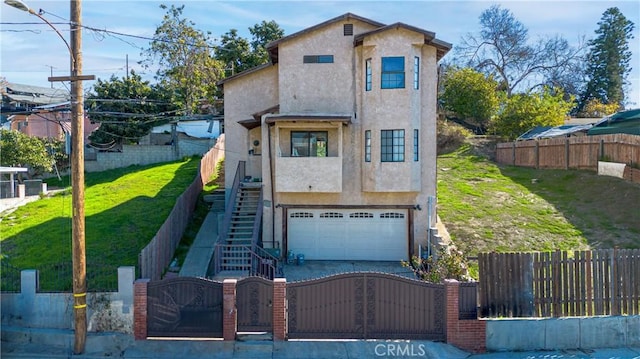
[381,129,404,162]
[365,58,372,91]
[413,129,419,161]
[303,55,334,63]
[414,56,420,90]
[381,56,405,89]
[291,131,328,157]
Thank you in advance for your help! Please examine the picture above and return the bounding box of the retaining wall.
[0,267,135,334]
[486,316,640,351]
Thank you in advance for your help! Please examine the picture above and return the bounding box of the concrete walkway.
[178,206,223,278]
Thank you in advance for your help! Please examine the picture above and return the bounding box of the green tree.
[440,67,500,133]
[491,88,574,140]
[0,129,55,177]
[458,5,584,96]
[216,29,254,76]
[142,4,224,114]
[248,20,285,63]
[87,72,178,145]
[578,7,635,112]
[577,98,620,118]
[215,20,284,76]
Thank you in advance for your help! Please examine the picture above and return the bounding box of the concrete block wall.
[84,140,215,173]
[486,315,640,351]
[0,267,135,334]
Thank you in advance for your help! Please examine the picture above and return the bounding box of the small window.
[413,129,419,162]
[381,129,404,162]
[320,212,343,218]
[381,57,405,89]
[350,212,374,218]
[343,24,353,36]
[303,55,334,63]
[291,131,328,157]
[364,130,371,162]
[380,212,405,219]
[413,56,419,90]
[291,212,314,218]
[365,58,372,91]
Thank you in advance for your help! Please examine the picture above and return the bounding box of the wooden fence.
[478,249,640,318]
[138,135,225,280]
[496,134,640,170]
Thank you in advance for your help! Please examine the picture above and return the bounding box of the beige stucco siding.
[222,65,278,190]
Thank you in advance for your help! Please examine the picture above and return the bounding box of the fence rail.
[496,134,640,170]
[479,249,640,318]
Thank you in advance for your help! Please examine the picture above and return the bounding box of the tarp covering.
[151,120,220,139]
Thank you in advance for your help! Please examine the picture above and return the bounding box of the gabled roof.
[266,13,386,64]
[216,63,272,87]
[354,22,452,60]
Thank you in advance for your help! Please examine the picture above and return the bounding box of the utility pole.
[4,0,93,354]
[70,0,87,354]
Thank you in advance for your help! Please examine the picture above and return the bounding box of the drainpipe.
[267,121,276,248]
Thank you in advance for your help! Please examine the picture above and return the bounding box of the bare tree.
[457,5,585,96]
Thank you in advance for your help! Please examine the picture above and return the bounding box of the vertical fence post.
[133,279,149,340]
[223,279,237,341]
[512,142,516,166]
[273,278,287,341]
[565,139,570,170]
[535,141,540,169]
[445,279,460,344]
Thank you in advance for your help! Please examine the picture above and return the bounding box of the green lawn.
[437,144,640,258]
[1,157,202,291]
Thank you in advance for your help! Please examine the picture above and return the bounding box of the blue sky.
[1,0,639,107]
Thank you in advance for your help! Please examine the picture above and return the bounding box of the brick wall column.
[445,279,486,353]
[445,279,460,344]
[133,279,150,340]
[223,279,237,341]
[273,278,287,341]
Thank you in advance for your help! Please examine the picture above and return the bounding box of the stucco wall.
[1,267,135,333]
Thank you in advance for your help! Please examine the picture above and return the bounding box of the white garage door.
[287,209,408,261]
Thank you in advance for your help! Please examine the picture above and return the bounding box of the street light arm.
[4,0,75,70]
[29,9,76,70]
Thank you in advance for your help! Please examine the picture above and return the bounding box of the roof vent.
[344,23,353,36]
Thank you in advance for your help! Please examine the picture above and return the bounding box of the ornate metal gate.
[237,277,273,332]
[287,273,445,340]
[147,277,223,337]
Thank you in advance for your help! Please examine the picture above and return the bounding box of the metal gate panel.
[287,273,445,340]
[237,277,273,332]
[288,274,365,339]
[147,277,223,338]
[364,273,445,340]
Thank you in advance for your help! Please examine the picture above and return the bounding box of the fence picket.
[478,249,640,318]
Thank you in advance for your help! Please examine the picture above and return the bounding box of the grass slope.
[437,144,640,258]
[1,157,200,290]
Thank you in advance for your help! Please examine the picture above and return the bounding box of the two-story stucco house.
[218,13,450,264]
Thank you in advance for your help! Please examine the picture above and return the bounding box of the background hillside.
[437,138,640,259]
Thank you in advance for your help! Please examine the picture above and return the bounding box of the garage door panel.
[288,209,408,261]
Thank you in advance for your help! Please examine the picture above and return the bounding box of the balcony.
[275,156,342,193]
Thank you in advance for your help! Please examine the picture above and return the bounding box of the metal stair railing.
[212,161,245,275]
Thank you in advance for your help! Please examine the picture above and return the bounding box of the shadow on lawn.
[497,165,640,249]
[1,158,201,291]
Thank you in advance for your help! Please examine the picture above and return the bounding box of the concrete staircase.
[218,184,261,273]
